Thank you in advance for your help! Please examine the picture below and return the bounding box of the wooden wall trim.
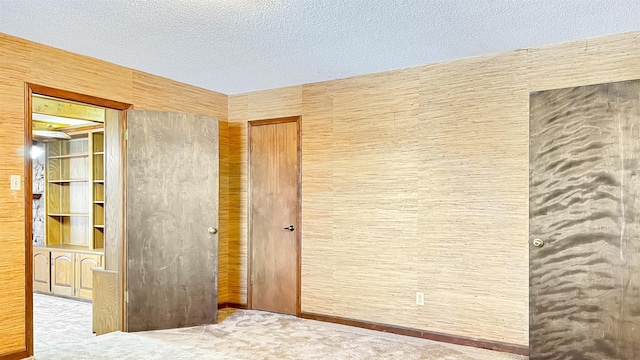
[0,350,29,360]
[26,83,131,110]
[248,116,301,126]
[217,302,249,310]
[299,312,529,356]
[246,122,253,310]
[23,83,34,358]
[295,118,302,316]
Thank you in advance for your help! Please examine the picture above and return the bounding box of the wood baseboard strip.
[299,312,529,356]
[0,349,29,360]
[217,302,248,310]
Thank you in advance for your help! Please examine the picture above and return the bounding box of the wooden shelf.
[48,153,89,159]
[48,179,89,183]
[45,130,105,253]
[49,213,90,217]
[42,244,103,255]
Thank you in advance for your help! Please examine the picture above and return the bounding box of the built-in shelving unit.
[45,129,106,251]
[32,95,109,302]
[92,130,105,250]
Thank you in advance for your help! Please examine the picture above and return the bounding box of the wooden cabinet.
[51,251,75,296]
[33,248,51,293]
[76,253,102,300]
[35,248,102,300]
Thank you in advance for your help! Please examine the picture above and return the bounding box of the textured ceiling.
[1,1,639,94]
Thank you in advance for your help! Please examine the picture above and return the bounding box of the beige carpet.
[33,293,95,352]
[34,293,528,359]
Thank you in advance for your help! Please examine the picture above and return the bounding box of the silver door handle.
[532,239,544,248]
[284,225,295,232]
[208,227,218,234]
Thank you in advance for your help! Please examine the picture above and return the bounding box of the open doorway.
[25,84,130,356]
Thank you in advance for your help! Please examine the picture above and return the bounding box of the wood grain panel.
[228,94,248,122]
[32,248,50,293]
[300,82,335,316]
[5,27,640,357]
[29,40,132,104]
[530,81,640,359]
[218,120,229,304]
[51,251,75,296]
[76,253,101,300]
[528,32,640,92]
[247,86,302,120]
[92,269,120,335]
[125,110,218,332]
[0,32,228,357]
[132,71,227,120]
[249,120,299,315]
[331,69,421,327]
[416,51,529,344]
[104,109,123,272]
[228,90,304,306]
[227,94,249,304]
[32,95,106,122]
[227,120,248,304]
[0,33,31,355]
[223,31,640,350]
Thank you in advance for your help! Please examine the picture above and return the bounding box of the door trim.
[22,83,131,357]
[247,116,302,315]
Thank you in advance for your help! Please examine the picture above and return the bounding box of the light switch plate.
[10,175,20,190]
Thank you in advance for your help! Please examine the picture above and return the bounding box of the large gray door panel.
[126,110,219,332]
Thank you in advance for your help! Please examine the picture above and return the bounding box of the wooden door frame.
[247,116,302,315]
[22,83,131,357]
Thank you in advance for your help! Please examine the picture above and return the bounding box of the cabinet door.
[51,251,75,296]
[76,254,101,300]
[33,249,51,293]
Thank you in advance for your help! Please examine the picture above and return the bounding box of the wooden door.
[530,80,640,359]
[76,253,101,300]
[33,249,50,293]
[125,110,219,332]
[51,251,75,296]
[249,118,300,315]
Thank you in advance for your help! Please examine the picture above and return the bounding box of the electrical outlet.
[416,292,424,306]
[10,175,20,190]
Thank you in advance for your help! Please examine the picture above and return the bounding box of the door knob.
[208,227,218,234]
[284,225,295,232]
[532,238,544,248]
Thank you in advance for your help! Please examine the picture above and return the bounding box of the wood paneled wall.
[227,31,640,346]
[0,33,228,356]
[4,28,640,354]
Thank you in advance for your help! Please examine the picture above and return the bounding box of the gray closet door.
[530,81,640,359]
[126,109,218,332]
